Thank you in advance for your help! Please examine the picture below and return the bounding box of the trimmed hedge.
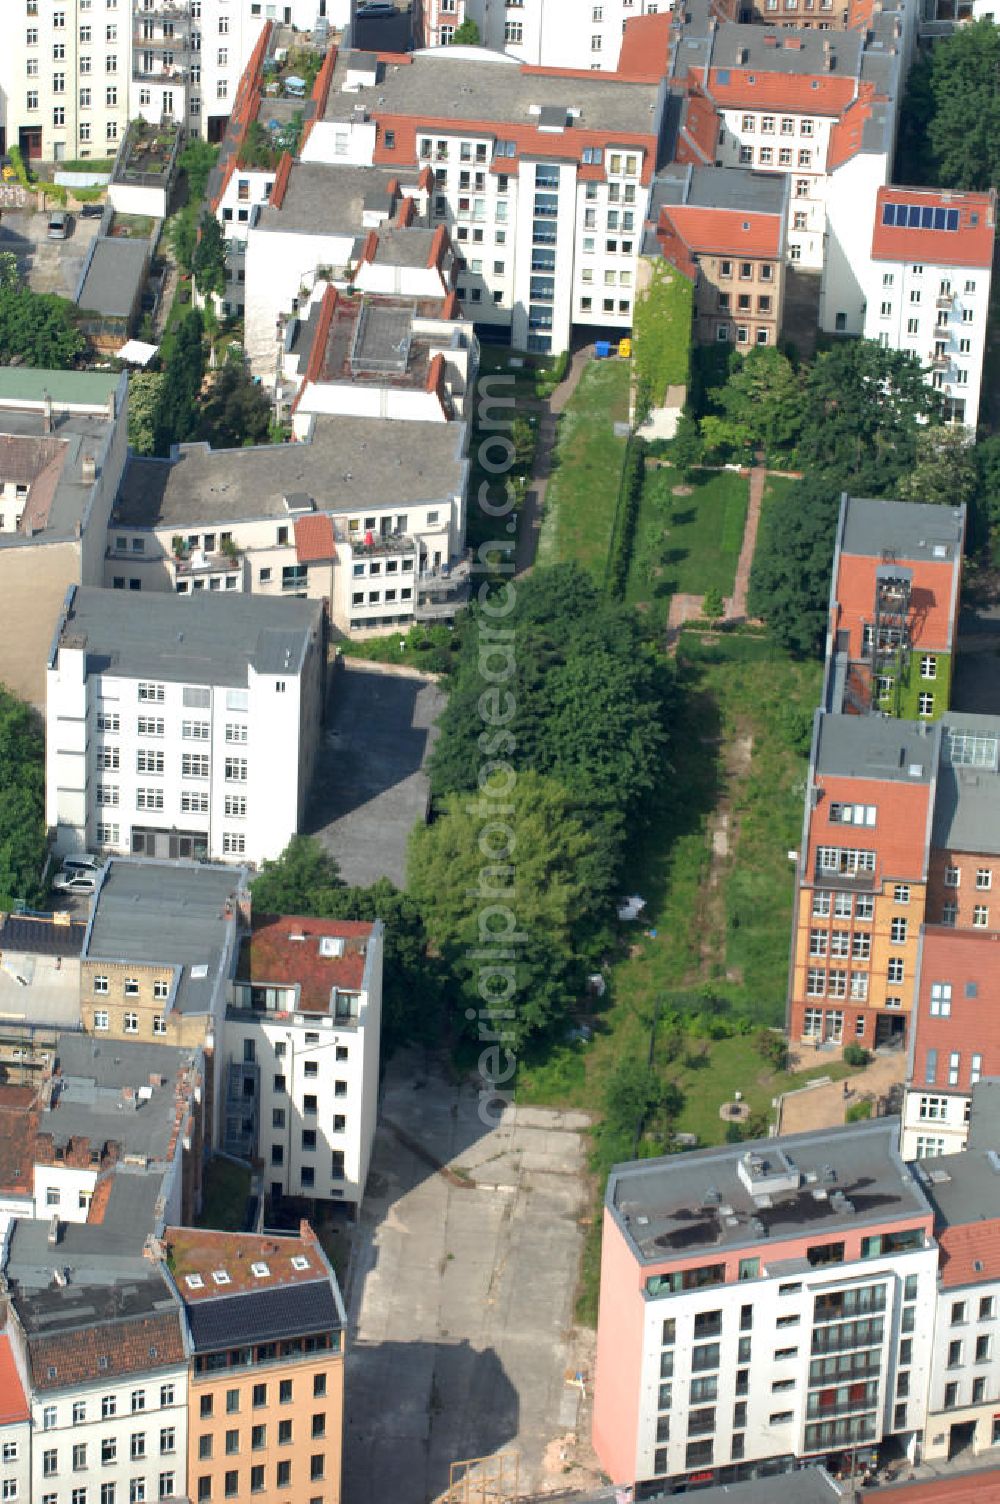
[607,436,646,599]
[633,260,693,418]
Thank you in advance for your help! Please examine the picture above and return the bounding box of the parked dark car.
[79,202,105,219]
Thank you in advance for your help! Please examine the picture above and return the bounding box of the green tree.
[594,1056,685,1171]
[408,772,599,1046]
[0,286,83,368]
[127,371,166,456]
[897,424,978,510]
[192,211,227,302]
[168,208,198,275]
[450,17,481,42]
[198,355,273,449]
[670,411,703,480]
[906,20,1000,189]
[798,340,943,493]
[178,138,219,204]
[251,834,343,909]
[702,586,724,621]
[0,253,20,290]
[748,474,843,655]
[702,347,803,463]
[0,687,46,909]
[155,307,204,454]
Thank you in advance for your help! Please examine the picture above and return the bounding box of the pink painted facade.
[592,1206,646,1484]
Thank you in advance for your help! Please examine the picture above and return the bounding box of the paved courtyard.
[342,1050,592,1504]
[305,662,445,888]
[0,208,100,298]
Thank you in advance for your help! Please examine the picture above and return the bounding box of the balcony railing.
[936,293,954,309]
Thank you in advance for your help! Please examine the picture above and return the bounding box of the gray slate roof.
[651,165,788,216]
[840,496,965,564]
[76,237,150,320]
[46,1033,195,1160]
[255,161,407,235]
[54,585,322,689]
[184,1280,342,1351]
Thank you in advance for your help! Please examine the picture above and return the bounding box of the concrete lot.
[0,208,100,298]
[343,1050,593,1504]
[306,661,445,888]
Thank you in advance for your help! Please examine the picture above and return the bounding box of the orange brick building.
[166,1223,345,1504]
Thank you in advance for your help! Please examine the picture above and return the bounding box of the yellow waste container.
[618,337,632,358]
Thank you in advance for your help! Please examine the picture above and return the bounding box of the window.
[887,958,904,984]
[974,905,990,927]
[949,1051,961,1086]
[894,884,910,904]
[945,865,961,887]
[890,918,907,944]
[160,1426,175,1454]
[130,1434,146,1460]
[919,692,935,717]
[226,758,247,782]
[182,754,209,778]
[930,983,952,1017]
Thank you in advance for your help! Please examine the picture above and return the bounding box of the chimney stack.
[81,455,96,484]
[42,391,53,435]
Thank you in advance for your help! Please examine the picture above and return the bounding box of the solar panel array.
[882,201,960,231]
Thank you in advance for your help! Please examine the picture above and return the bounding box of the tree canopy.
[0,688,46,910]
[748,474,844,656]
[0,285,83,368]
[897,20,1000,189]
[450,18,481,42]
[192,211,227,302]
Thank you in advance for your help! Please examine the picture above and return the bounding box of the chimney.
[47,1214,61,1247]
[42,391,53,435]
[81,455,96,484]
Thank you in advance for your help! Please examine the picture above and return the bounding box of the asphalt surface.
[0,208,100,298]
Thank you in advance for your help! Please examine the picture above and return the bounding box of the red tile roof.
[373,116,657,185]
[826,83,879,170]
[871,186,996,268]
[659,203,783,260]
[269,151,294,210]
[166,1223,324,1303]
[616,13,674,79]
[939,1220,1000,1289]
[209,22,274,211]
[708,66,856,114]
[304,284,338,385]
[861,1469,1000,1503]
[0,1086,37,1199]
[294,514,336,565]
[676,89,721,168]
[0,1336,28,1426]
[237,913,372,1011]
[28,1311,185,1391]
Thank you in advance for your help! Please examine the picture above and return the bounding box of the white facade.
[924,1275,1000,1461]
[635,1249,936,1480]
[224,920,384,1207]
[0,1415,30,1504]
[861,256,991,427]
[421,0,656,67]
[46,590,324,866]
[819,148,891,335]
[901,1088,971,1162]
[28,1366,188,1504]
[716,108,838,274]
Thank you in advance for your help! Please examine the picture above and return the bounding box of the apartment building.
[225,914,383,1209]
[861,186,996,427]
[822,495,965,721]
[0,368,128,709]
[3,0,131,163]
[787,713,940,1052]
[46,585,325,867]
[284,282,476,433]
[300,46,667,353]
[5,1250,189,1504]
[106,413,470,634]
[167,1223,345,1504]
[592,1121,938,1491]
[420,0,667,66]
[0,1337,30,1504]
[646,165,788,349]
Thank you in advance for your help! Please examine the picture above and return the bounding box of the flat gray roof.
[54,585,322,689]
[46,1033,196,1161]
[323,48,660,132]
[967,1078,1000,1152]
[115,416,468,529]
[651,165,787,216]
[814,712,939,785]
[579,1469,843,1504]
[370,225,438,267]
[931,713,1000,852]
[7,1175,165,1290]
[255,161,408,236]
[915,1144,1000,1233]
[840,496,965,564]
[84,859,243,1017]
[711,22,863,77]
[76,237,150,320]
[608,1120,930,1262]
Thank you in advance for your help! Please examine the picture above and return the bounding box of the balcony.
[174,550,241,576]
[414,558,471,620]
[936,293,955,309]
[344,529,417,557]
[929,349,950,370]
[933,322,952,339]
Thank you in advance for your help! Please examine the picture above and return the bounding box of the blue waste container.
[595,340,611,358]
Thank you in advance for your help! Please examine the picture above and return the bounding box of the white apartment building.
[0,1338,30,1504]
[301,46,665,353]
[46,584,324,865]
[420,0,661,68]
[224,915,383,1209]
[593,1124,939,1490]
[2,0,131,164]
[105,413,470,635]
[861,186,996,427]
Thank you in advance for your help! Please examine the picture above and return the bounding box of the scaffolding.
[446,1452,520,1504]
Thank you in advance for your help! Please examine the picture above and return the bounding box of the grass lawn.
[626,463,749,627]
[536,358,630,578]
[197,1157,251,1232]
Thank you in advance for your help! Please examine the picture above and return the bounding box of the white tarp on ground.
[116,339,158,366]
